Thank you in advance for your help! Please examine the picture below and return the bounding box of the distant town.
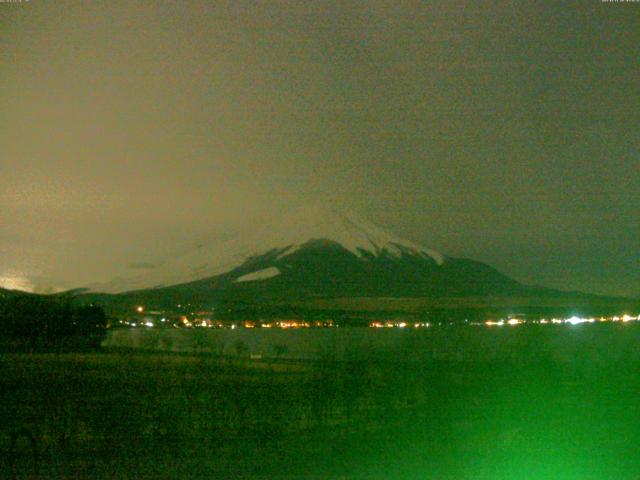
[114,305,640,330]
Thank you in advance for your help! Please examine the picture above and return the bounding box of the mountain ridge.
[86,204,445,294]
[7,203,637,318]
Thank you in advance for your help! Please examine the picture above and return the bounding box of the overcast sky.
[1,0,638,296]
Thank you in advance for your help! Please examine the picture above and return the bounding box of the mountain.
[0,287,25,300]
[87,203,519,297]
[79,203,639,318]
[88,203,446,294]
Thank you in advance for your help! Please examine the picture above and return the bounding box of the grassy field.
[2,333,640,479]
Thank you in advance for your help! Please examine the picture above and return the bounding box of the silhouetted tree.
[0,294,107,351]
[233,339,249,357]
[272,343,289,359]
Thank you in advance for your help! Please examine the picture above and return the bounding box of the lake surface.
[103,322,640,364]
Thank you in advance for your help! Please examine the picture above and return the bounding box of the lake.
[103,322,640,364]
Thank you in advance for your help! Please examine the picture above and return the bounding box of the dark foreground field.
[2,331,640,479]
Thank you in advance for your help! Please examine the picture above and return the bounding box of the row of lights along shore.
[127,306,639,329]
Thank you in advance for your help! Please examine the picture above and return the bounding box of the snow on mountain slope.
[268,204,443,263]
[234,267,281,283]
[87,203,444,293]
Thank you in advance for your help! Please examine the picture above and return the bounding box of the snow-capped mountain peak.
[87,203,443,293]
[260,203,443,263]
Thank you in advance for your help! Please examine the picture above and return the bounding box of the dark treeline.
[214,303,377,325]
[186,303,629,325]
[0,293,107,351]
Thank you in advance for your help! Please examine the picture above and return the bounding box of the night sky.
[1,1,638,297]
